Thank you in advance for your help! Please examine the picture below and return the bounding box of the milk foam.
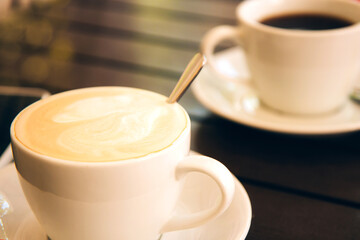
[14,87,187,162]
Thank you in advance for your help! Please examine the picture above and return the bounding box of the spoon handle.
[167,53,206,104]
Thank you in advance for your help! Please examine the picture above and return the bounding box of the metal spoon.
[167,53,206,103]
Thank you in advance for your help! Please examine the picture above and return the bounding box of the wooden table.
[0,0,359,239]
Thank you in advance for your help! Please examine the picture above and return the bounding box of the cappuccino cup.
[201,0,360,115]
[11,86,235,240]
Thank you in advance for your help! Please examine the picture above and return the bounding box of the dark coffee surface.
[261,13,353,30]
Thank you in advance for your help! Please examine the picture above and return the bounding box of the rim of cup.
[236,0,360,37]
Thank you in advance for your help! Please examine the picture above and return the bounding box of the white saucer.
[192,47,360,135]
[0,158,252,240]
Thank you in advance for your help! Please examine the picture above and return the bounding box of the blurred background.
[0,0,73,91]
[0,0,237,93]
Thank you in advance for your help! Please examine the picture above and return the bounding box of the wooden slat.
[114,0,238,20]
[63,31,197,74]
[56,5,219,45]
[72,0,238,21]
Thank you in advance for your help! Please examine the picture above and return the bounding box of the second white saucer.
[192,47,360,135]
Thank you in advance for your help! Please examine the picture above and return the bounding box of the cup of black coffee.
[201,0,360,115]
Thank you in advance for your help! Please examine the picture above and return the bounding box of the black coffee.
[261,13,354,30]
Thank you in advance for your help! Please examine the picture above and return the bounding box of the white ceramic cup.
[10,87,235,240]
[201,0,360,115]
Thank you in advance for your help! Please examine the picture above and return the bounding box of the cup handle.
[201,25,249,83]
[161,155,235,233]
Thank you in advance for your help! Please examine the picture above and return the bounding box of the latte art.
[14,87,188,162]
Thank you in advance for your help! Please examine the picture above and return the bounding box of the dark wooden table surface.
[0,0,359,239]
